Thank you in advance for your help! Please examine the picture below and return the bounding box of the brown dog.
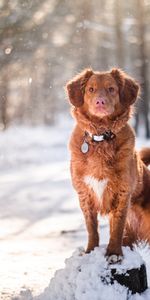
[66,68,150,263]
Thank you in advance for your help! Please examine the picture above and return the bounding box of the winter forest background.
[0,0,150,137]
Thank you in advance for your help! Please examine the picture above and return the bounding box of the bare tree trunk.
[76,0,93,69]
[137,0,150,138]
[0,71,8,130]
[114,0,124,68]
[95,0,109,70]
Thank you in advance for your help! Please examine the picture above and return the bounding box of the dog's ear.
[65,68,93,107]
[111,68,140,106]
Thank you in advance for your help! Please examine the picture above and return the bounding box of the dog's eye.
[89,87,94,93]
[108,87,115,93]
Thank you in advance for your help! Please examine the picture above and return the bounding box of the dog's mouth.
[94,106,113,117]
[95,106,108,113]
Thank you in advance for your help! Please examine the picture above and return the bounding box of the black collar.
[85,130,116,142]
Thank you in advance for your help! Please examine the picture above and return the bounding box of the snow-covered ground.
[0,118,150,300]
[47,246,150,300]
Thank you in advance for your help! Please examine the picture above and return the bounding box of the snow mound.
[39,246,150,300]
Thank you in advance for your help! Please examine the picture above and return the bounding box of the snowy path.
[0,120,89,299]
[0,121,149,299]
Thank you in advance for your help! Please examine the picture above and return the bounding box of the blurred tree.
[0,71,8,130]
[114,0,124,68]
[136,0,150,137]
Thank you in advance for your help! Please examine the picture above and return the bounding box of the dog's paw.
[85,247,93,254]
[85,243,98,254]
[106,254,123,264]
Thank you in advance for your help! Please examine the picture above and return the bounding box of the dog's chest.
[82,145,113,206]
[84,175,108,204]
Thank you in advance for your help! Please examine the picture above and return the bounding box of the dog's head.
[66,68,140,118]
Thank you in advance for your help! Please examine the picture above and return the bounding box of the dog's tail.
[139,147,150,166]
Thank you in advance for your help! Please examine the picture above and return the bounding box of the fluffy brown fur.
[66,68,150,263]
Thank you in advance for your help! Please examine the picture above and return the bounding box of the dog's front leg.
[79,192,99,253]
[106,190,130,263]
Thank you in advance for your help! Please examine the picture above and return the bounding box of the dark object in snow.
[102,263,148,294]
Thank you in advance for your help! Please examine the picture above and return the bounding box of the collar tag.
[81,141,89,153]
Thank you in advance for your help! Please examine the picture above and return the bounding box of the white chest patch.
[84,175,108,202]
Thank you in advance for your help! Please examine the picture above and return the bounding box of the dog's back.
[126,148,150,245]
[140,147,150,166]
